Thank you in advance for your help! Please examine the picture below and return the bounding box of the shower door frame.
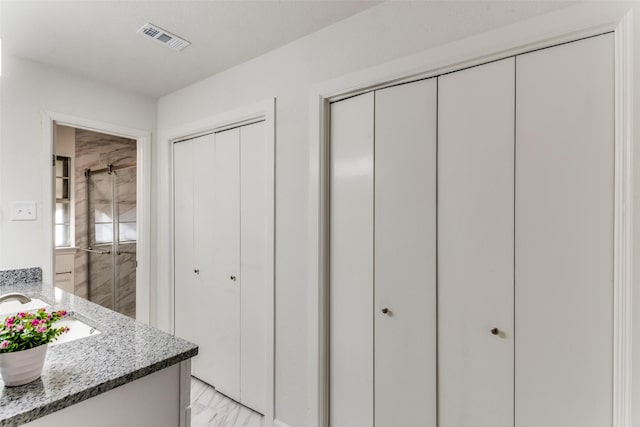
[85,162,137,314]
[42,112,152,325]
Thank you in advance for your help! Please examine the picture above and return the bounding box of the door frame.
[42,111,153,324]
[164,98,276,427]
[307,4,635,427]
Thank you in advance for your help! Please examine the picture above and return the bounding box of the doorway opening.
[52,124,138,318]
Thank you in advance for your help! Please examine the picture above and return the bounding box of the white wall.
[155,2,576,425]
[0,55,156,282]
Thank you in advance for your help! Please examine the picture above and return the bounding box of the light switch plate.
[10,201,37,221]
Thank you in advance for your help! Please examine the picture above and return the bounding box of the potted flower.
[0,308,70,386]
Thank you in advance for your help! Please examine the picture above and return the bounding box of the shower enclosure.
[81,163,137,318]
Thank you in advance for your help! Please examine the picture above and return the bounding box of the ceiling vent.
[137,23,191,52]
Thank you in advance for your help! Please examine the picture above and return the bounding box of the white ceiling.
[0,0,381,98]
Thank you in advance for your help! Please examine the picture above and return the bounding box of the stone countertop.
[0,281,198,426]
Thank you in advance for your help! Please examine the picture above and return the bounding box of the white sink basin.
[0,298,49,316]
[50,317,101,346]
[0,298,100,345]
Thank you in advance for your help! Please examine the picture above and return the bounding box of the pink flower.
[56,310,67,317]
[16,324,24,332]
[0,341,8,349]
[5,317,14,326]
[31,319,40,327]
[47,314,52,320]
[37,326,46,333]
[17,312,26,319]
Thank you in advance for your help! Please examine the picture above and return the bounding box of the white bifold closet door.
[175,133,225,390]
[329,32,613,427]
[174,122,268,414]
[329,92,375,427]
[374,79,437,427]
[438,57,515,427]
[175,130,242,399]
[515,34,614,427]
[204,128,242,399]
[239,122,269,413]
[329,78,437,427]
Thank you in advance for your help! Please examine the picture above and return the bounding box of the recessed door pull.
[490,327,500,335]
[381,308,390,314]
[194,269,200,274]
[230,276,237,281]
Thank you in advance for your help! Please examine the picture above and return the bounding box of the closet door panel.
[175,137,223,387]
[197,129,241,399]
[374,79,437,427]
[515,34,614,427]
[190,134,227,389]
[438,58,515,427]
[173,139,197,357]
[240,121,268,414]
[329,92,374,427]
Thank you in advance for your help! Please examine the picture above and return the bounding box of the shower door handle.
[78,247,111,255]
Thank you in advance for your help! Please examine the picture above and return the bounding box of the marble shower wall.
[74,129,137,318]
[116,167,137,317]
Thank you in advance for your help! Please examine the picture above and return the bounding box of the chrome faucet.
[0,292,32,304]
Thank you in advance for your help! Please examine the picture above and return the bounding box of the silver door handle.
[78,247,111,255]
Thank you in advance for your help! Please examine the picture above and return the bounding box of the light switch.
[10,201,37,221]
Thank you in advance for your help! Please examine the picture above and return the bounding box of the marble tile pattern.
[0,281,198,426]
[73,128,137,318]
[0,268,42,286]
[115,167,137,318]
[191,377,264,427]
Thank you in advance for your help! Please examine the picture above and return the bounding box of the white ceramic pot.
[0,344,47,387]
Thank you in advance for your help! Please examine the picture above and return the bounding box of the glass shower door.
[85,165,137,318]
[115,166,137,318]
[87,170,116,311]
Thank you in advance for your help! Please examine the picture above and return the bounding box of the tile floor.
[191,377,264,427]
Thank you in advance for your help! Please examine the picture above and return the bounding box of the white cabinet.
[25,363,187,427]
[174,122,269,414]
[329,33,614,427]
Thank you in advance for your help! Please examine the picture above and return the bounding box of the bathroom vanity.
[0,268,198,427]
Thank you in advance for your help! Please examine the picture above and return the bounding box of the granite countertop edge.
[0,279,198,426]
